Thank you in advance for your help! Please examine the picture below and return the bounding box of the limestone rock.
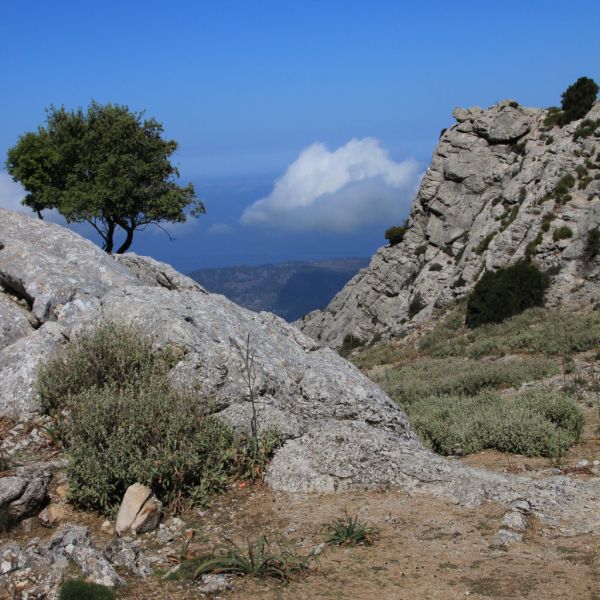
[501,510,529,532]
[115,484,153,535]
[130,496,162,534]
[0,475,48,523]
[38,503,66,528]
[298,100,600,348]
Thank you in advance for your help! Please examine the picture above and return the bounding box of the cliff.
[298,99,600,348]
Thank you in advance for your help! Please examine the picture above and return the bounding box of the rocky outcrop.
[298,100,600,348]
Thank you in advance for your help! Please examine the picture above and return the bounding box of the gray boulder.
[0,475,48,523]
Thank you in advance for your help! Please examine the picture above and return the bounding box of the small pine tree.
[561,77,599,123]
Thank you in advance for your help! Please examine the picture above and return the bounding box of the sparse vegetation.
[553,225,573,242]
[407,389,583,458]
[408,292,427,319]
[323,511,379,546]
[37,321,281,514]
[583,227,600,263]
[58,580,115,600]
[385,221,408,246]
[573,119,600,141]
[189,536,312,581]
[466,262,549,328]
[525,232,543,260]
[475,232,495,254]
[339,333,365,358]
[375,355,558,405]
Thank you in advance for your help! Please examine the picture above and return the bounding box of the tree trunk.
[104,221,116,254]
[115,226,135,254]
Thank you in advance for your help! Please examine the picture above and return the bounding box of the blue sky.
[1,0,599,271]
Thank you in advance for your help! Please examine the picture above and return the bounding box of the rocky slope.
[298,100,600,348]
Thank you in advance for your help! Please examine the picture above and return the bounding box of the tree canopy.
[6,101,204,253]
[560,76,599,124]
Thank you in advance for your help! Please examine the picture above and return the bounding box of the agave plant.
[323,510,379,546]
[193,535,311,581]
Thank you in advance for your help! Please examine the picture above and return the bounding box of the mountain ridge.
[189,257,369,321]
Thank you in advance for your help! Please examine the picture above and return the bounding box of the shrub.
[475,232,495,254]
[561,77,599,124]
[429,262,443,272]
[408,292,426,319]
[58,580,115,600]
[573,119,600,142]
[541,212,556,232]
[37,321,279,514]
[525,232,543,261]
[582,227,600,263]
[465,262,550,328]
[385,223,408,246]
[553,225,573,242]
[323,511,379,546]
[374,355,557,406]
[414,245,426,256]
[543,106,564,128]
[339,333,364,358]
[405,389,583,458]
[38,320,179,415]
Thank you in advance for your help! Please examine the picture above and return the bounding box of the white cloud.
[0,172,28,213]
[208,223,234,235]
[240,138,421,232]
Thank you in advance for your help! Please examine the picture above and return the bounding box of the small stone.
[576,460,589,468]
[101,520,114,535]
[501,511,529,532]
[157,529,174,544]
[309,543,326,556]
[196,574,234,594]
[491,528,523,547]
[115,483,152,534]
[39,503,66,528]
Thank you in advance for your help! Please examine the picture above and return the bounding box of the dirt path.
[120,485,600,600]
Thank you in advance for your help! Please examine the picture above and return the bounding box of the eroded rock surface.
[298,100,600,348]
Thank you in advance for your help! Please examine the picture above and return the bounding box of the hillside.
[189,258,368,321]
[298,99,600,348]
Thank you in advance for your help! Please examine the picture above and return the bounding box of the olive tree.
[6,101,204,253]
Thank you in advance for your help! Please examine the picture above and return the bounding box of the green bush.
[408,292,426,319]
[541,212,556,232]
[38,320,180,415]
[323,511,379,546]
[406,389,583,458]
[37,321,279,514]
[475,232,495,254]
[385,223,408,246]
[583,227,600,263]
[525,232,543,260]
[553,225,573,242]
[58,580,115,600]
[466,262,550,328]
[339,333,364,358]
[561,77,599,124]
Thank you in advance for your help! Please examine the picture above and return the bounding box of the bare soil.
[119,483,600,600]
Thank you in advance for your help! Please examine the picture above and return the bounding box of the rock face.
[298,100,600,348]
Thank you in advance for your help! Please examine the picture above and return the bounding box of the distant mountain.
[188,258,369,321]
